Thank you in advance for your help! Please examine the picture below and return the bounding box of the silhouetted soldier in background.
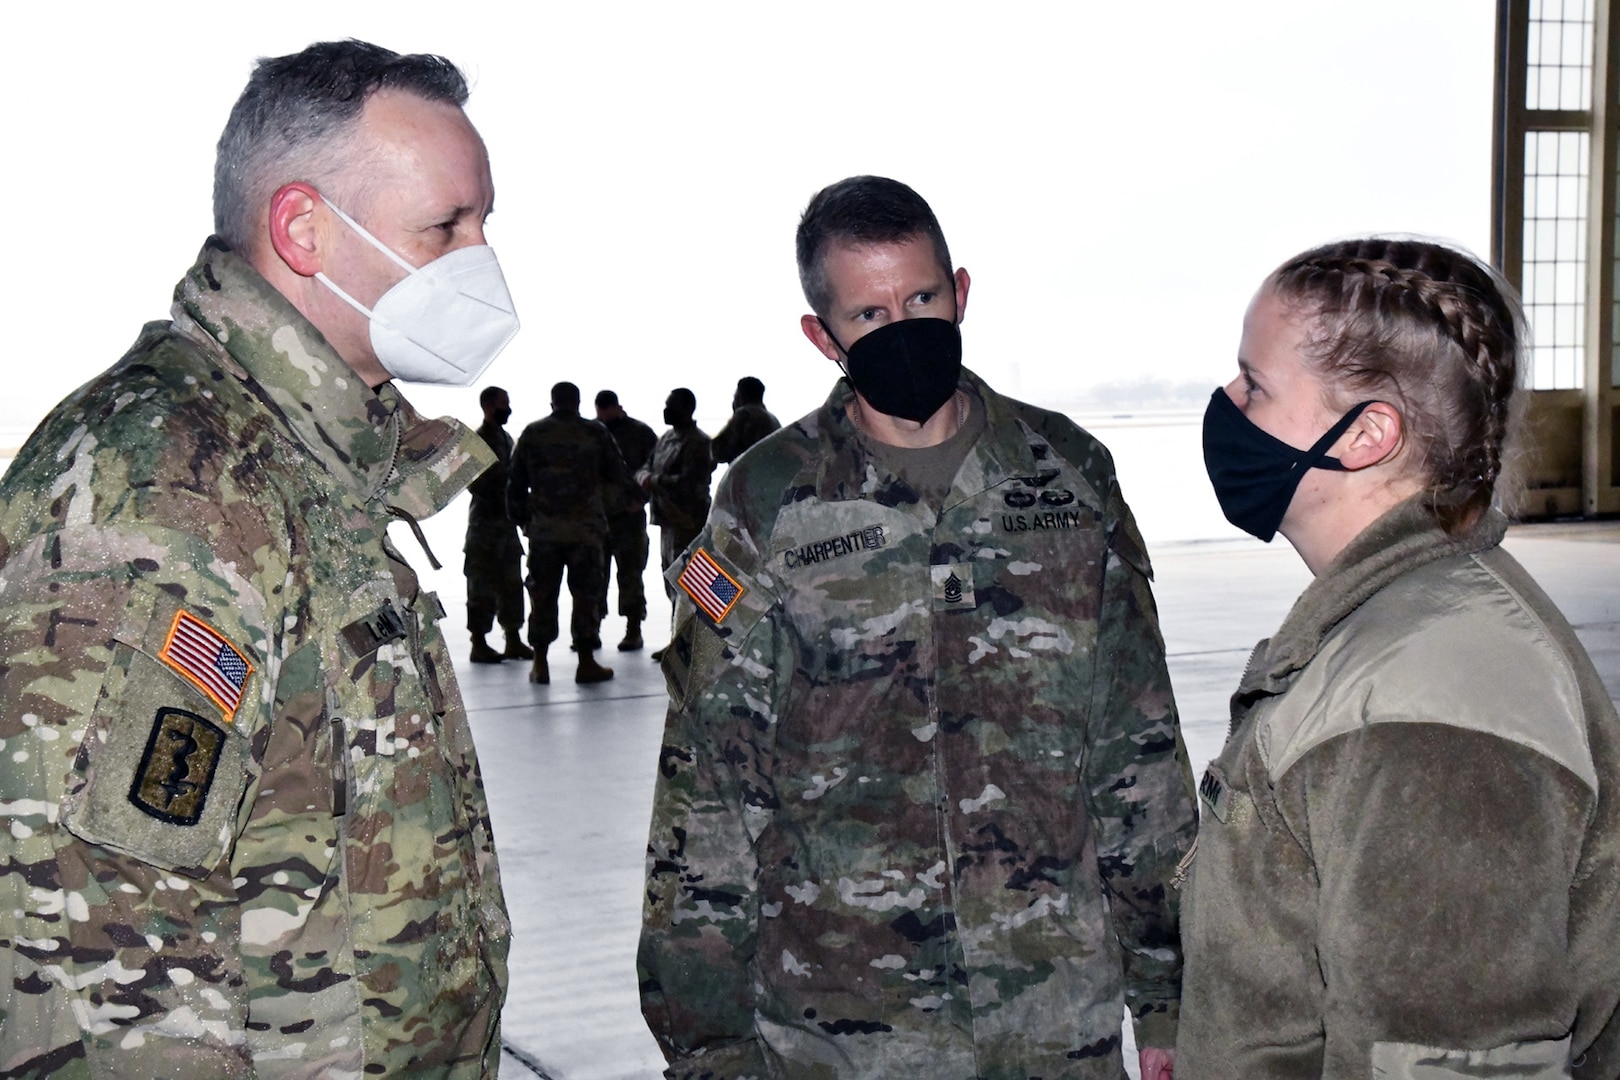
[466,386,533,663]
[639,388,714,660]
[712,375,781,464]
[595,390,658,651]
[508,381,626,684]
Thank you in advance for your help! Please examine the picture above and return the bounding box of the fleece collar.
[1240,496,1508,697]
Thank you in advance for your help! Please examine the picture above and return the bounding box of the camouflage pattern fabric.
[467,419,516,523]
[641,424,714,536]
[602,413,657,518]
[603,515,650,621]
[601,412,658,621]
[508,411,627,650]
[639,372,1198,1079]
[526,540,607,650]
[464,526,525,636]
[466,420,524,635]
[711,403,781,464]
[506,412,626,546]
[0,239,510,1078]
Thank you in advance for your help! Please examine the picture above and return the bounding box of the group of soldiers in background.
[464,377,780,683]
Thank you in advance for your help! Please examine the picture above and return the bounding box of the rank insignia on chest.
[931,562,976,610]
[159,610,254,722]
[678,548,745,623]
[130,707,226,825]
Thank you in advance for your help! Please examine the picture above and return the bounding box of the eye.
[857,307,881,322]
[913,291,936,305]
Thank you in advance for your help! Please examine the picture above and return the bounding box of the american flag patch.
[159,610,254,723]
[677,548,745,624]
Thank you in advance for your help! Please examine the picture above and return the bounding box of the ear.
[953,267,971,323]
[267,183,324,278]
[1337,401,1405,470]
[801,314,844,363]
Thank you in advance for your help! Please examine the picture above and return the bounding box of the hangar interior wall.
[1496,0,1620,516]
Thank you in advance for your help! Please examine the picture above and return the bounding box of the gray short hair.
[213,39,468,255]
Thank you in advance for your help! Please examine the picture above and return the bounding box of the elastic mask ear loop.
[1294,401,1377,475]
[312,195,424,323]
[817,317,853,381]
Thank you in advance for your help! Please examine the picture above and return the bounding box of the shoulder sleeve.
[1,516,272,1074]
[1278,722,1596,1073]
[638,483,784,1075]
[712,415,741,464]
[1027,407,1154,579]
[0,352,285,1074]
[1074,431,1196,1050]
[506,431,531,525]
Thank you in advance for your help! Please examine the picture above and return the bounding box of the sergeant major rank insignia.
[159,610,254,723]
[678,548,746,623]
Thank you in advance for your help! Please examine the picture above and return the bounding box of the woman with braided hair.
[1176,238,1620,1079]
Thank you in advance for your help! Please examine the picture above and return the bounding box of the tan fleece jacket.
[1177,499,1620,1079]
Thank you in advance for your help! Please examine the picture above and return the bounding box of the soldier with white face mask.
[0,40,516,1078]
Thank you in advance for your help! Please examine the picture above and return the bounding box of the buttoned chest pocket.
[775,513,929,685]
[933,500,1111,694]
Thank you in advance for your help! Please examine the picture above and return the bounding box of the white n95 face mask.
[314,197,521,386]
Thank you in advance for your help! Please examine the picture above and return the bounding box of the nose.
[1222,374,1245,404]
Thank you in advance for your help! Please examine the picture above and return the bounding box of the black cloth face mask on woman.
[1202,388,1376,542]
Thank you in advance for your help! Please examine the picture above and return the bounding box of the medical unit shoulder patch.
[130,707,227,825]
[159,610,254,722]
[678,548,745,624]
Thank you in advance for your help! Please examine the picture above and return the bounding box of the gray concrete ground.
[441,519,1620,1079]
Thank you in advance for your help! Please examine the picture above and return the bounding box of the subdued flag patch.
[160,610,254,722]
[678,548,745,624]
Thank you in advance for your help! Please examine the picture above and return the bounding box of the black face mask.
[493,407,512,425]
[823,317,963,423]
[1202,389,1375,542]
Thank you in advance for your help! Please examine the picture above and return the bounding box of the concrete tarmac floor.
[443,519,1620,1079]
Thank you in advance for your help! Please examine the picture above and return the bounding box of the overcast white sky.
[4,1,1494,440]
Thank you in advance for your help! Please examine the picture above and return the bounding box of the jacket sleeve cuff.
[663,1038,769,1080]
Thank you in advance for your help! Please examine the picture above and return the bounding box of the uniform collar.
[1240,495,1508,695]
[174,239,493,518]
[813,366,1044,506]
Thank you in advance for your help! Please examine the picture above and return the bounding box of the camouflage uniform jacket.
[639,371,1198,1079]
[1177,499,1620,1080]
[467,419,516,524]
[711,404,781,465]
[641,424,714,534]
[0,240,511,1079]
[506,412,627,546]
[603,413,657,519]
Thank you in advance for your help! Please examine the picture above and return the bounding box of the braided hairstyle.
[1266,238,1526,534]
